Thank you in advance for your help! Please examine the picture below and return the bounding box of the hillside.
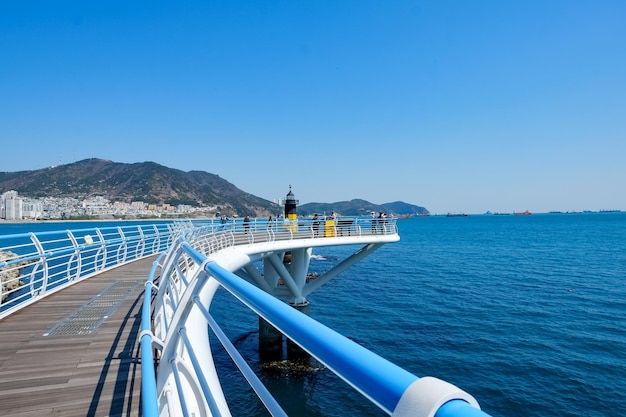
[0,159,279,217]
[299,199,429,217]
[0,159,429,218]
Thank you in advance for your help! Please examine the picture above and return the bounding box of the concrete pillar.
[258,317,283,361]
[286,301,311,360]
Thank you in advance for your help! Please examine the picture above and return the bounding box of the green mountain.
[0,159,429,218]
[0,158,279,217]
[298,199,429,217]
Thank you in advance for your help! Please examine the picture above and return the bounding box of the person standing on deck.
[377,212,387,234]
[312,213,320,236]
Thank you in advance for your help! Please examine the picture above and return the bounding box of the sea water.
[2,214,625,416]
[209,213,626,417]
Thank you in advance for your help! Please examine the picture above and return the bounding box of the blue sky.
[2,1,625,214]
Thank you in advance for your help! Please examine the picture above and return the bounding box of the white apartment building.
[1,190,23,220]
[22,198,44,219]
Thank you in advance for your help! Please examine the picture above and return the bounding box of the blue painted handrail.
[140,254,164,417]
[138,218,491,417]
[202,256,489,417]
[204,258,416,413]
[437,400,491,417]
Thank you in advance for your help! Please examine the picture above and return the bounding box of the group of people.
[371,211,387,234]
[310,212,339,236]
[236,211,387,236]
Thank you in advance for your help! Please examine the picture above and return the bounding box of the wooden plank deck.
[0,257,156,417]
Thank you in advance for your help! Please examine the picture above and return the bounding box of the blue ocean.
[209,213,626,417]
[2,214,625,416]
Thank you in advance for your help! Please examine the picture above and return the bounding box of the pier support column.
[286,301,311,360]
[259,317,283,361]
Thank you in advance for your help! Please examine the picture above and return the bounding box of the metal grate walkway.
[44,280,142,337]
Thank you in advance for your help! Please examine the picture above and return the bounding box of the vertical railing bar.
[179,329,226,417]
[193,298,288,417]
[169,359,192,417]
[28,233,48,297]
[65,231,81,282]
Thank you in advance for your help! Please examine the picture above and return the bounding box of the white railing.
[0,221,180,319]
[0,216,394,318]
[141,218,490,417]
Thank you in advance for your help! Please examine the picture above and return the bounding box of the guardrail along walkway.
[0,257,155,417]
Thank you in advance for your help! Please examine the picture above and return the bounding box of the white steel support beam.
[263,254,281,289]
[241,264,273,293]
[266,253,305,304]
[287,248,312,303]
[303,243,384,297]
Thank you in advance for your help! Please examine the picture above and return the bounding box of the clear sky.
[2,1,625,214]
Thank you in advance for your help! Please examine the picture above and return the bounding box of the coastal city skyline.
[0,190,204,221]
[0,188,620,222]
[2,2,625,214]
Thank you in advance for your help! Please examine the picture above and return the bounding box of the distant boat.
[393,214,412,219]
[446,213,468,217]
[513,210,532,216]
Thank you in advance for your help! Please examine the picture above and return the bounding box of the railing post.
[152,225,161,254]
[28,233,48,297]
[137,227,146,258]
[116,227,128,264]
[95,228,107,270]
[66,231,82,282]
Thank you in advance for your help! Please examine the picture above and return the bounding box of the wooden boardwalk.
[0,257,156,417]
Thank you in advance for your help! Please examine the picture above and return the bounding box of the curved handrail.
[202,257,416,413]
[140,218,491,417]
[0,221,178,318]
[141,253,165,417]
